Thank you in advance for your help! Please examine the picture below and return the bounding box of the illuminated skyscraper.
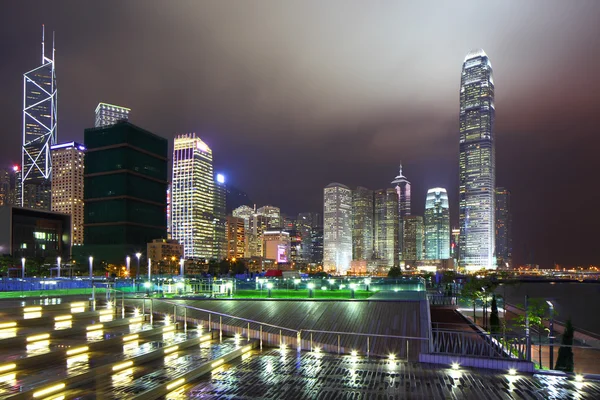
[213,173,227,260]
[323,183,352,274]
[171,134,215,260]
[391,164,411,259]
[225,216,245,260]
[51,142,85,246]
[424,188,450,260]
[402,215,423,263]
[94,103,130,127]
[495,187,512,268]
[459,49,495,270]
[352,187,374,261]
[297,212,319,264]
[374,188,398,267]
[22,26,57,210]
[257,205,281,229]
[0,166,21,207]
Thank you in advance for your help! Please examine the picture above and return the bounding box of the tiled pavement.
[174,350,600,400]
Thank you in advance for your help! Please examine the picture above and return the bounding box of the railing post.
[367,337,370,358]
[338,335,340,354]
[280,329,282,347]
[260,325,263,350]
[121,291,125,318]
[310,332,313,351]
[209,313,212,332]
[184,307,187,333]
[150,298,153,325]
[406,340,409,361]
[219,316,222,341]
[141,298,145,317]
[297,331,301,352]
[173,305,177,324]
[247,322,250,342]
[91,284,96,311]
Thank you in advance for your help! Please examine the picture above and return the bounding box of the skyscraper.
[374,188,398,267]
[323,183,352,274]
[352,187,374,261]
[171,134,215,260]
[391,164,411,259]
[297,212,318,264]
[424,188,450,260]
[225,216,245,260]
[213,173,227,260]
[257,205,281,229]
[459,49,496,270]
[51,142,85,247]
[495,187,512,268]
[402,215,424,264]
[0,166,21,207]
[94,103,130,127]
[22,26,57,210]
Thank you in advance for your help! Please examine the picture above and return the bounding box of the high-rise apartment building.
[171,133,215,260]
[257,205,281,229]
[424,188,450,260]
[82,122,167,263]
[402,215,423,263]
[352,187,374,261]
[323,183,352,274]
[374,188,399,267]
[51,142,85,247]
[391,165,411,259]
[22,27,57,211]
[495,187,512,268]
[213,173,227,260]
[94,103,130,128]
[459,49,496,270]
[225,216,245,260]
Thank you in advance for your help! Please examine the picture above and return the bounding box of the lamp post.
[148,258,152,281]
[307,282,315,298]
[88,256,93,279]
[328,279,335,291]
[135,252,141,280]
[350,283,357,299]
[547,300,555,369]
[481,287,487,330]
[364,278,371,292]
[294,278,300,290]
[21,257,25,279]
[179,258,184,277]
[126,256,131,278]
[57,256,61,278]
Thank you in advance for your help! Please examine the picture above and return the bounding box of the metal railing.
[431,328,527,360]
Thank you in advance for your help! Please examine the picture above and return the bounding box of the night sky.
[1,1,599,267]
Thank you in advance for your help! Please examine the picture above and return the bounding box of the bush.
[555,318,575,372]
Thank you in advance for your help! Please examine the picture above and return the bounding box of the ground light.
[575,374,584,382]
[389,354,396,361]
[451,362,460,370]
[351,350,358,357]
[508,368,517,376]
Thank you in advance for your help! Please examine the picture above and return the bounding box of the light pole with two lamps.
[547,301,555,369]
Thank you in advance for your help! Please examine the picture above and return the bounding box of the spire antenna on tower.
[41,24,45,63]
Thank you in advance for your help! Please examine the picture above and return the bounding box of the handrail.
[300,329,429,341]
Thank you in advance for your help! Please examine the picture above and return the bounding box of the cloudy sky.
[1,1,599,267]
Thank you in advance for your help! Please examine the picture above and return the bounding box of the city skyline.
[1,2,599,267]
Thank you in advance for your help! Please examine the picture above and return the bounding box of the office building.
[374,188,399,267]
[213,173,227,260]
[296,212,319,264]
[288,229,302,265]
[83,122,168,264]
[0,166,21,207]
[0,206,70,260]
[94,102,130,127]
[459,49,496,270]
[166,184,171,237]
[495,187,512,268]
[225,216,245,260]
[402,215,424,264]
[424,188,450,260]
[22,27,57,211]
[311,226,324,265]
[263,230,291,263]
[352,187,374,261]
[51,142,85,247]
[257,205,281,229]
[391,164,411,259]
[323,183,352,274]
[147,238,184,266]
[451,228,460,261]
[171,133,215,260]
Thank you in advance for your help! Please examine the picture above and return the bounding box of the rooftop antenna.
[52,30,55,63]
[41,24,45,63]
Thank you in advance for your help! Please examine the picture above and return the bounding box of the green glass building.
[81,122,168,264]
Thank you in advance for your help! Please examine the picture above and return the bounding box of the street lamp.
[147,258,152,281]
[364,278,371,292]
[179,258,185,277]
[88,256,93,279]
[21,257,25,279]
[547,300,555,369]
[328,279,335,291]
[267,282,273,298]
[293,278,300,290]
[57,256,61,278]
[135,252,142,280]
[350,283,357,299]
[307,282,315,298]
[126,256,131,278]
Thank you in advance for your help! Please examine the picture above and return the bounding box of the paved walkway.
[177,349,600,399]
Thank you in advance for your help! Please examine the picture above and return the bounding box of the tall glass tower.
[495,187,512,268]
[459,49,495,270]
[22,26,57,210]
[391,164,411,259]
[323,183,352,274]
[374,188,398,267]
[352,186,374,261]
[424,188,450,260]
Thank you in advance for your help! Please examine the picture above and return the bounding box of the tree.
[387,266,402,278]
[490,294,500,334]
[555,318,575,372]
[514,298,550,369]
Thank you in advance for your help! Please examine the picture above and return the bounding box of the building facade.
[94,103,130,127]
[459,49,496,270]
[213,173,227,260]
[22,27,57,211]
[147,239,184,265]
[424,188,450,260]
[391,165,411,260]
[0,166,22,207]
[51,142,85,247]
[352,187,374,261]
[171,133,215,260]
[402,215,423,264]
[323,183,352,274]
[374,188,399,267]
[225,216,245,260]
[495,187,512,268]
[263,230,291,263]
[257,205,281,229]
[82,122,168,264]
